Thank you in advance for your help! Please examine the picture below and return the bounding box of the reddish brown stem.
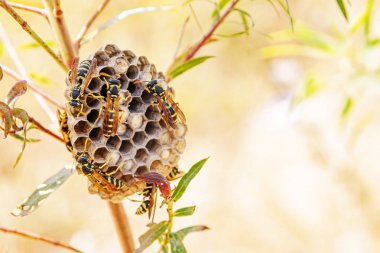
[184,0,240,61]
[1,64,65,110]
[74,0,111,52]
[0,226,82,253]
[108,202,135,253]
[28,116,64,143]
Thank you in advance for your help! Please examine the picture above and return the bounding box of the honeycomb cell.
[145,122,160,136]
[108,151,121,164]
[120,159,136,174]
[93,50,109,66]
[136,165,148,175]
[99,67,115,78]
[73,136,91,152]
[146,139,160,153]
[86,94,101,108]
[160,149,170,160]
[126,65,139,80]
[74,120,92,134]
[128,114,144,130]
[119,110,130,124]
[129,97,145,113]
[104,44,121,57]
[141,90,153,104]
[106,135,121,150]
[89,127,102,140]
[119,140,133,155]
[118,74,129,90]
[135,148,149,163]
[150,64,157,77]
[130,82,143,97]
[94,147,109,162]
[174,139,186,153]
[175,124,187,138]
[106,165,119,176]
[133,131,147,146]
[123,50,137,63]
[87,109,100,124]
[150,160,165,174]
[88,77,102,92]
[138,56,150,72]
[145,106,161,121]
[160,132,172,145]
[114,57,129,74]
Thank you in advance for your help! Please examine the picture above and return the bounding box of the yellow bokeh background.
[2,0,380,252]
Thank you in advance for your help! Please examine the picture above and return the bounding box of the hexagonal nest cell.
[64,44,187,202]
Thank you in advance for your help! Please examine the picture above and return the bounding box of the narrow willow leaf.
[11,166,75,217]
[176,225,210,240]
[169,233,187,253]
[211,0,231,19]
[29,72,50,86]
[214,31,247,38]
[272,0,294,30]
[10,133,40,143]
[11,108,29,168]
[134,221,168,253]
[234,8,255,36]
[5,80,27,108]
[174,206,196,217]
[0,101,13,138]
[341,97,353,118]
[168,56,213,80]
[336,0,349,21]
[19,40,56,50]
[0,65,3,81]
[82,6,175,45]
[171,158,209,201]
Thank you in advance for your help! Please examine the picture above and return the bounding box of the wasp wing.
[80,58,97,94]
[68,57,79,87]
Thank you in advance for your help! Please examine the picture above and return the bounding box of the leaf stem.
[74,0,111,52]
[42,0,76,68]
[0,0,67,71]
[164,199,174,245]
[184,0,240,61]
[1,64,65,110]
[28,115,64,143]
[0,226,82,253]
[107,202,135,253]
[6,1,48,20]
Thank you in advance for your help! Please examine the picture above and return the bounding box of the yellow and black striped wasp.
[135,183,157,218]
[144,79,186,128]
[166,167,184,181]
[102,78,123,138]
[76,139,124,194]
[67,58,106,116]
[57,109,73,153]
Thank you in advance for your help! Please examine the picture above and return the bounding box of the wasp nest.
[65,44,187,202]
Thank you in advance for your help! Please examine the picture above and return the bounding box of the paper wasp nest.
[65,44,187,202]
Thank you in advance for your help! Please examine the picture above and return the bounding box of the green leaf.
[82,6,175,46]
[168,56,213,80]
[6,80,27,107]
[174,206,196,217]
[171,158,209,202]
[11,108,29,168]
[211,0,231,19]
[158,236,169,253]
[9,133,40,143]
[12,166,75,217]
[336,0,349,21]
[176,225,209,240]
[135,221,169,253]
[234,8,255,36]
[169,233,187,253]
[19,40,56,50]
[341,96,353,118]
[29,72,50,86]
[0,101,13,138]
[214,31,247,38]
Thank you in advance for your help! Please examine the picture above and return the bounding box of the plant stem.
[108,202,135,253]
[42,0,76,67]
[0,0,67,71]
[184,0,240,61]
[7,1,48,20]
[28,115,64,143]
[164,200,174,245]
[0,226,82,253]
[74,0,111,52]
[1,64,65,110]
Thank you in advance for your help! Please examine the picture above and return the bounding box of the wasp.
[135,183,157,217]
[67,58,106,116]
[144,79,186,128]
[102,78,123,138]
[166,167,184,181]
[76,139,124,194]
[57,109,73,153]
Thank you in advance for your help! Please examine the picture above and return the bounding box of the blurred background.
[2,0,380,252]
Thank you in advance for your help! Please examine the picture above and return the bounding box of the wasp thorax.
[64,44,187,202]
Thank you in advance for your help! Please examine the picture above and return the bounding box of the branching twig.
[42,0,76,67]
[0,0,67,71]
[108,202,135,253]
[184,0,240,61]
[7,1,48,20]
[0,226,82,253]
[28,116,64,143]
[1,64,65,110]
[74,0,111,52]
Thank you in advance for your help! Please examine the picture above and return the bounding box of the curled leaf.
[173,206,196,217]
[11,108,29,168]
[171,158,209,202]
[0,101,13,138]
[134,221,168,253]
[168,56,214,80]
[12,166,75,217]
[176,225,209,240]
[5,80,27,108]
[169,232,187,253]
